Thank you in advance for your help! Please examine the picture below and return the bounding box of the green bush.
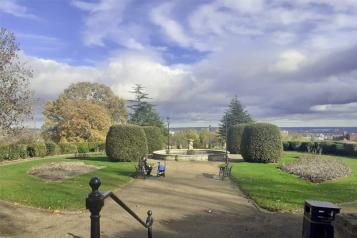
[143,126,163,153]
[285,141,357,157]
[58,143,78,154]
[282,141,290,151]
[27,143,47,157]
[343,143,357,156]
[240,123,282,163]
[105,125,148,162]
[86,142,104,152]
[289,141,302,151]
[0,144,28,160]
[227,124,249,154]
[298,142,315,152]
[45,142,61,155]
[75,142,90,153]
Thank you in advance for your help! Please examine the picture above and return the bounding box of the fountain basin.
[152,149,227,162]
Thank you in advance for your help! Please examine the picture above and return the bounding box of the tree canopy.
[129,84,164,128]
[0,28,33,135]
[60,82,127,124]
[219,96,253,139]
[43,99,111,142]
[42,82,124,142]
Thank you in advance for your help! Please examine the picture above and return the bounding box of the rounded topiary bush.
[143,126,163,153]
[106,125,148,162]
[227,123,249,154]
[240,123,282,163]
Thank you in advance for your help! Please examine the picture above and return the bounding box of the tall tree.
[43,99,111,142]
[60,82,127,124]
[42,82,122,142]
[129,84,164,128]
[0,28,33,135]
[219,96,253,139]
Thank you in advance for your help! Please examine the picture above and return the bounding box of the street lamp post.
[225,113,229,165]
[166,117,170,154]
[208,124,211,149]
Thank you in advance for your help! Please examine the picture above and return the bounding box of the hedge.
[240,123,282,163]
[106,124,148,162]
[58,143,78,154]
[0,141,105,162]
[0,144,28,161]
[283,141,357,157]
[143,126,163,153]
[227,124,249,154]
[45,142,61,155]
[28,143,47,157]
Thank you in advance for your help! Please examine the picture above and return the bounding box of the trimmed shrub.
[106,125,148,162]
[298,142,315,152]
[343,143,357,156]
[27,143,47,157]
[227,124,249,154]
[282,141,290,151]
[240,123,282,163]
[143,126,163,153]
[289,141,302,151]
[87,142,105,152]
[320,141,336,154]
[75,142,90,153]
[45,142,61,155]
[58,143,78,154]
[0,144,28,160]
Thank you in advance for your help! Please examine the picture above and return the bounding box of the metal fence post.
[86,177,104,238]
[146,210,153,238]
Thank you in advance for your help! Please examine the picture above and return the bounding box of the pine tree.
[129,84,164,128]
[219,96,253,139]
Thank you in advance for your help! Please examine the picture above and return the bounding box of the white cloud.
[311,102,357,113]
[150,2,202,50]
[271,50,308,72]
[0,0,37,19]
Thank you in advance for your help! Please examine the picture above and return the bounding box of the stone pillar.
[188,139,194,150]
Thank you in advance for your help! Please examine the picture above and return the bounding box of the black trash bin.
[302,200,341,238]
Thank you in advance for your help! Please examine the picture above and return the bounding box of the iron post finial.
[89,177,101,192]
[146,210,154,227]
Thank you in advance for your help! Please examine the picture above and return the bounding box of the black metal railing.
[86,177,153,238]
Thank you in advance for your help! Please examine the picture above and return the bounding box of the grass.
[231,152,357,212]
[0,154,135,210]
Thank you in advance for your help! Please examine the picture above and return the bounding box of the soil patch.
[28,162,103,182]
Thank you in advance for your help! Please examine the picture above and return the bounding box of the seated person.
[143,158,152,176]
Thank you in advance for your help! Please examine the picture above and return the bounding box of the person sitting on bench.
[143,158,152,176]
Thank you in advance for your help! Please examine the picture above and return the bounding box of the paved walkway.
[0,160,302,238]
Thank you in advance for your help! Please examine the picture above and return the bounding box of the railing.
[86,177,154,238]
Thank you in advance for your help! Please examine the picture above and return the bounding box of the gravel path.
[0,160,302,238]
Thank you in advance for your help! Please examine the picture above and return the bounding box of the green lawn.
[231,152,357,212]
[0,155,135,210]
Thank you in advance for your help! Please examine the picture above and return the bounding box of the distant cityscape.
[171,127,357,142]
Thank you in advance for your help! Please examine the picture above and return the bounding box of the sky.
[1,0,357,127]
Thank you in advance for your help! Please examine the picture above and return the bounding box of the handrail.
[86,177,153,238]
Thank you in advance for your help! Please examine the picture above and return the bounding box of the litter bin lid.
[305,200,340,210]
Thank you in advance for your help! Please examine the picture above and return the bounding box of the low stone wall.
[152,149,227,162]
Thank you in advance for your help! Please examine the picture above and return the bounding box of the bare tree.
[0,28,33,135]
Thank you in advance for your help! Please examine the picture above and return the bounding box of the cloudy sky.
[1,0,357,127]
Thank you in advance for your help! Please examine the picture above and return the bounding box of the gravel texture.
[280,154,352,183]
